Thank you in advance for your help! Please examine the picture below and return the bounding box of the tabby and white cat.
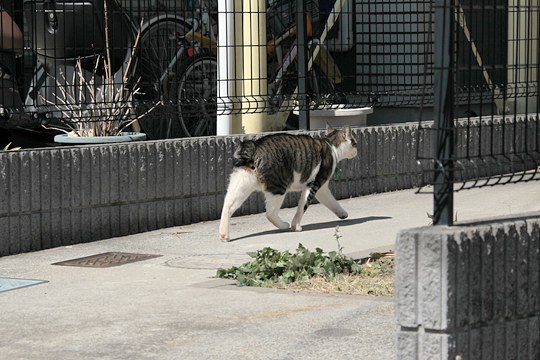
[219,125,358,241]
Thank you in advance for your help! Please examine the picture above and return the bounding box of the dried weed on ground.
[217,231,395,297]
[272,256,395,297]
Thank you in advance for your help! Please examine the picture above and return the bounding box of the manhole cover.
[165,254,252,270]
[52,252,162,268]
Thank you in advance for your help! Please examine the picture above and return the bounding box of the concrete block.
[30,213,41,251]
[367,128,378,194]
[172,141,183,200]
[89,147,101,206]
[69,208,82,245]
[468,328,482,360]
[517,318,530,359]
[527,220,540,312]
[68,148,82,208]
[395,229,419,327]
[79,147,91,206]
[480,326,494,360]
[99,147,111,205]
[529,316,540,358]
[181,141,192,224]
[493,226,506,320]
[189,139,201,223]
[118,145,130,202]
[516,221,530,316]
[145,142,157,200]
[396,330,418,359]
[100,206,112,240]
[454,231,471,329]
[504,321,518,360]
[421,332,453,359]
[108,145,120,204]
[50,210,62,248]
[0,153,7,216]
[504,224,518,319]
[8,216,20,254]
[136,143,149,204]
[480,229,495,323]
[417,231,451,330]
[468,230,482,325]
[18,153,31,213]
[163,141,174,200]
[8,153,20,214]
[0,217,8,256]
[90,207,102,241]
[62,148,75,207]
[40,211,52,250]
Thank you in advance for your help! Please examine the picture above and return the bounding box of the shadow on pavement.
[231,216,392,242]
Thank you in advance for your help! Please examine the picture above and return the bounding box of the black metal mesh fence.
[0,0,378,142]
[0,0,539,201]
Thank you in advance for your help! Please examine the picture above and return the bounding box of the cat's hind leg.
[219,168,258,241]
[315,183,348,219]
[264,192,289,230]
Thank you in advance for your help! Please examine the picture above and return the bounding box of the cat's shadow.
[230,216,392,242]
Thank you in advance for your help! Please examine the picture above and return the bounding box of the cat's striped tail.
[233,140,256,168]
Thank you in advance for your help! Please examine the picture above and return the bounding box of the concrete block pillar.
[395,214,540,359]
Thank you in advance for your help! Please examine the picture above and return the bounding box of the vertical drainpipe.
[238,0,267,134]
[507,0,538,114]
[217,0,234,135]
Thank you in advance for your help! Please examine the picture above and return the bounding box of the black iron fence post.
[433,0,455,225]
[296,0,310,130]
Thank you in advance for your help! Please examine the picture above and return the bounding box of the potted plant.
[40,3,159,144]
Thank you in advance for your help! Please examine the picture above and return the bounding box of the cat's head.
[326,124,358,160]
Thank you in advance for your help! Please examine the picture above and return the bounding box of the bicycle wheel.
[173,54,217,137]
[135,18,188,139]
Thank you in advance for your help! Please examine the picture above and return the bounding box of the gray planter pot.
[54,132,147,144]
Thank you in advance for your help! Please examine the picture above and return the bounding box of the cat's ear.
[326,122,334,135]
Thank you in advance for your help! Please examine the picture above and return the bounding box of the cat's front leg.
[291,188,311,232]
[315,183,348,219]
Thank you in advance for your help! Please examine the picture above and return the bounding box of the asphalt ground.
[1,180,539,359]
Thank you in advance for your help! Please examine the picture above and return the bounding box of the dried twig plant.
[41,2,160,137]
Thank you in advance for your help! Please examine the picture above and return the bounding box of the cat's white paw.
[276,221,290,230]
[291,224,302,232]
[219,233,230,242]
[337,211,348,220]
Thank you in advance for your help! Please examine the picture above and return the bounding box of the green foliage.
[216,243,362,287]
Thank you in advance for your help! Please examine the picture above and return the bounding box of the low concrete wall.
[395,213,540,359]
[0,117,536,256]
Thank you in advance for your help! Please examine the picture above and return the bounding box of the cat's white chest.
[290,164,321,191]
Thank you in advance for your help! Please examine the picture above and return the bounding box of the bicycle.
[266,0,346,128]
[1,0,190,142]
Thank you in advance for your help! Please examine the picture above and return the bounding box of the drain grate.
[52,252,162,268]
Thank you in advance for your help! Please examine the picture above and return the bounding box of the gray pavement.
[1,180,539,359]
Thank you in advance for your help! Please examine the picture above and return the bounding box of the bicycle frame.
[268,0,347,114]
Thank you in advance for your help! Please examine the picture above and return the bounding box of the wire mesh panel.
[415,0,540,224]
[0,0,375,144]
[355,0,434,107]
